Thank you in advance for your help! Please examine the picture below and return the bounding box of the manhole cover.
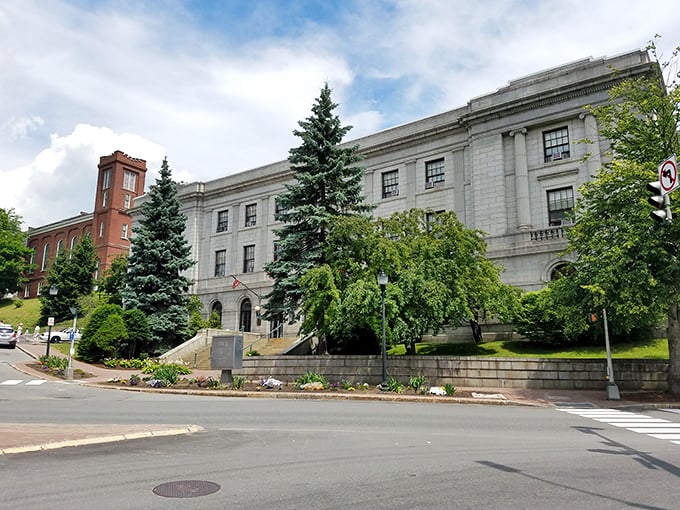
[153,480,220,498]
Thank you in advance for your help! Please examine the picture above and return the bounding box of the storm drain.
[153,480,221,498]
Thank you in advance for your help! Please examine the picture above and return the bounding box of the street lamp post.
[377,270,388,390]
[44,285,58,358]
[66,306,78,380]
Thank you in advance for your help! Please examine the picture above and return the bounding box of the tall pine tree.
[264,83,373,340]
[122,157,194,350]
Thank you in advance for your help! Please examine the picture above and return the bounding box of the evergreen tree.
[40,234,97,324]
[121,157,194,351]
[264,83,373,340]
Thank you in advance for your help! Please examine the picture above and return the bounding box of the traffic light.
[647,181,672,222]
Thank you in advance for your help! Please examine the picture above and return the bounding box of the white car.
[40,327,82,344]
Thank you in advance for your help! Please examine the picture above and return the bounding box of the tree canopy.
[0,208,34,295]
[299,209,520,354]
[40,233,98,324]
[559,39,680,391]
[264,83,373,336]
[121,157,194,351]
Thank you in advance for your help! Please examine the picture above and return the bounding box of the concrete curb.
[0,425,204,456]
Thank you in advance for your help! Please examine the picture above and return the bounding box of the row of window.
[102,168,139,192]
[215,199,291,234]
[215,244,256,276]
[379,127,571,199]
[381,158,445,199]
[32,236,79,271]
[102,191,133,209]
[213,185,573,278]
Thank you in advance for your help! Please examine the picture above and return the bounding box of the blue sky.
[1,0,679,228]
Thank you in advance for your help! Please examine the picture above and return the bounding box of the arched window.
[211,301,223,327]
[239,299,252,332]
[550,262,573,280]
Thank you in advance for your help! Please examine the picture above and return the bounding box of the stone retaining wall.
[233,356,668,391]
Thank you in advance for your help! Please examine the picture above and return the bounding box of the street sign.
[47,317,54,326]
[658,155,678,195]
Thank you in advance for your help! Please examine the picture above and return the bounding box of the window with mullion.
[547,187,574,225]
[425,159,445,185]
[217,210,229,232]
[543,127,570,162]
[243,244,255,273]
[214,249,226,276]
[245,204,257,227]
[382,170,399,198]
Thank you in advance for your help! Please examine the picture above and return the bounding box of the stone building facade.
[24,151,147,298]
[129,49,656,339]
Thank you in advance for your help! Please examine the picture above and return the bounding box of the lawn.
[388,337,669,359]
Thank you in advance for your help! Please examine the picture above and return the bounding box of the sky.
[1,0,679,229]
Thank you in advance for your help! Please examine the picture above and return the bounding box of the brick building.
[24,151,147,298]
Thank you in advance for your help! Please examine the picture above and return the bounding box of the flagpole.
[230,275,263,326]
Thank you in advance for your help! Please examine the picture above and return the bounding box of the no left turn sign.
[659,155,678,195]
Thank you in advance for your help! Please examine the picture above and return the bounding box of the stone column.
[580,112,602,175]
[510,128,532,230]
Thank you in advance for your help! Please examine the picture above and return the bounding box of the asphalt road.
[2,347,680,509]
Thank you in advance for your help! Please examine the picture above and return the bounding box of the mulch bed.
[27,363,94,380]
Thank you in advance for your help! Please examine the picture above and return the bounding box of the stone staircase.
[159,329,300,370]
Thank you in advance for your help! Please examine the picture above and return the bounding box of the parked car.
[0,324,17,349]
[40,327,82,344]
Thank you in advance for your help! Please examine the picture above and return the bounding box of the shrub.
[152,364,181,385]
[443,383,456,396]
[231,375,246,390]
[408,375,426,393]
[77,304,124,362]
[39,355,68,370]
[246,350,261,356]
[122,308,151,359]
[387,377,405,394]
[295,372,328,389]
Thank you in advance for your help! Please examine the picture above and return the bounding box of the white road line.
[557,407,680,446]
[0,379,47,386]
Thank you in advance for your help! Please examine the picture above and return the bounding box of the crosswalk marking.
[0,379,47,386]
[557,407,680,446]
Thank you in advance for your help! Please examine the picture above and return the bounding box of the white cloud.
[2,124,166,228]
[0,0,678,229]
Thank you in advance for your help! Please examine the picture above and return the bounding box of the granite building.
[129,49,656,339]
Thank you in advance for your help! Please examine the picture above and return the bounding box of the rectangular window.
[382,170,399,198]
[243,244,255,273]
[102,168,111,189]
[216,210,229,232]
[273,241,282,261]
[543,127,570,162]
[41,244,49,271]
[123,170,137,191]
[274,197,288,218]
[102,190,108,208]
[245,204,257,227]
[425,159,445,187]
[214,249,226,277]
[121,224,129,239]
[124,193,131,209]
[547,187,574,226]
[426,210,445,231]
[99,222,104,238]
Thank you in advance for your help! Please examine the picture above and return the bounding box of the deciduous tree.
[0,208,34,295]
